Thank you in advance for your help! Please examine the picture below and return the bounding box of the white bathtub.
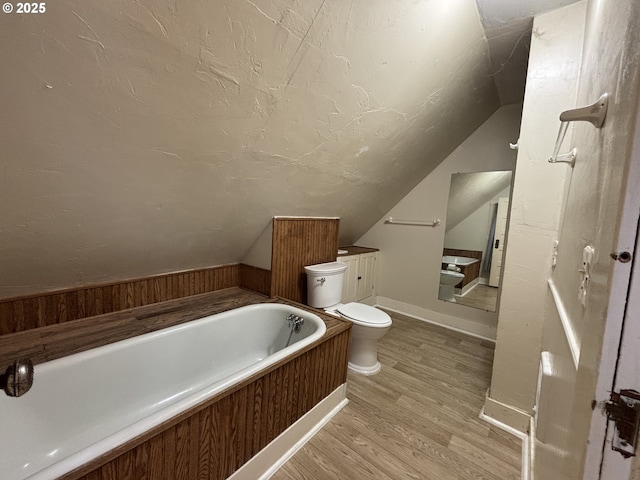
[442,255,479,266]
[0,303,326,480]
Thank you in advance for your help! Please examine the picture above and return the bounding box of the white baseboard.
[374,296,497,342]
[483,392,531,433]
[479,406,531,480]
[528,416,536,480]
[456,277,479,297]
[228,384,348,480]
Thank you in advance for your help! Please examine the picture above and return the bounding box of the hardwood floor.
[456,284,499,312]
[272,311,521,480]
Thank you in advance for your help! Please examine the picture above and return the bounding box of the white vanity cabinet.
[340,251,377,303]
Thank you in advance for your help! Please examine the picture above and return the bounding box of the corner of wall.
[483,390,532,433]
[487,0,588,428]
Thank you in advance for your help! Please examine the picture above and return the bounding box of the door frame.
[583,99,640,480]
[489,197,509,287]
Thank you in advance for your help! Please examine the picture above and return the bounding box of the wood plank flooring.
[456,284,499,312]
[272,311,521,480]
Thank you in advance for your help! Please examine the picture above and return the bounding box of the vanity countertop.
[338,245,379,256]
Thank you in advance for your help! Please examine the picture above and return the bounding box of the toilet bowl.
[304,262,392,375]
[439,270,465,302]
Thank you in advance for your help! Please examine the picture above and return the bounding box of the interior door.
[597,218,640,479]
[489,197,509,287]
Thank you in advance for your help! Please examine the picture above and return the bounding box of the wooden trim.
[0,265,241,335]
[271,218,340,303]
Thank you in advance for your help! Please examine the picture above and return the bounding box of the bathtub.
[442,255,479,266]
[0,303,326,480]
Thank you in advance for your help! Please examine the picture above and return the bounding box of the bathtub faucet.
[286,314,304,333]
[1,358,34,397]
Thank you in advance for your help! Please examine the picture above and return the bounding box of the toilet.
[304,261,392,375]
[439,270,465,302]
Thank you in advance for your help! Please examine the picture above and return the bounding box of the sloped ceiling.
[0,0,584,297]
[445,171,512,231]
[1,0,504,296]
[475,0,582,104]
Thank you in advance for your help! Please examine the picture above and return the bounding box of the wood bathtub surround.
[0,263,273,336]
[442,248,483,289]
[0,288,350,480]
[0,287,261,370]
[69,332,350,480]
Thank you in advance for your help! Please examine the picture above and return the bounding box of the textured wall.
[553,0,640,476]
[357,105,520,339]
[445,185,511,256]
[0,0,499,298]
[487,2,586,427]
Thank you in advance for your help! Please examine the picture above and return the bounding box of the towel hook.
[549,93,609,167]
[559,93,608,128]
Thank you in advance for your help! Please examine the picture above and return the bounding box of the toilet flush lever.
[317,277,326,285]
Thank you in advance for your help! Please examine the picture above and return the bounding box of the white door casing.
[489,197,509,287]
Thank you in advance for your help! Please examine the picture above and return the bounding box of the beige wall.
[0,0,499,299]
[488,3,640,476]
[356,105,521,339]
[445,185,511,260]
[243,221,274,271]
[546,0,640,476]
[485,2,587,429]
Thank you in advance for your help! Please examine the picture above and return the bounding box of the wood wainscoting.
[0,288,267,371]
[271,217,340,304]
[0,264,273,335]
[240,264,271,297]
[0,216,341,334]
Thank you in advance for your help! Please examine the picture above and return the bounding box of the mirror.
[438,171,513,312]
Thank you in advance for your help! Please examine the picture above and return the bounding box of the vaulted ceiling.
[476,0,582,104]
[0,0,580,296]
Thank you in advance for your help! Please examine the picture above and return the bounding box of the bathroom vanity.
[337,246,378,303]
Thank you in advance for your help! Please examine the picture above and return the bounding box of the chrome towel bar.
[384,217,441,227]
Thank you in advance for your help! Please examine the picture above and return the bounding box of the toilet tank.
[304,262,348,308]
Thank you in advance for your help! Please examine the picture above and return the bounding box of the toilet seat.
[336,302,392,327]
[440,269,464,279]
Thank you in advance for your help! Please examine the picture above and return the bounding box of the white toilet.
[304,261,392,375]
[439,270,465,302]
